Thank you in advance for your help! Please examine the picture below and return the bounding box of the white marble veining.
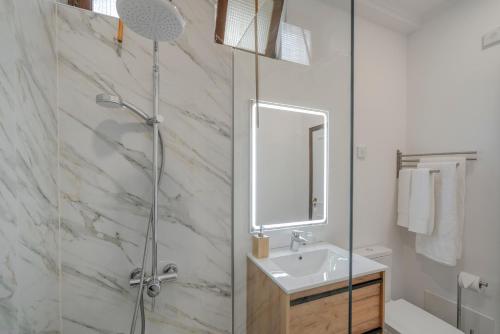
[0,0,60,333]
[57,2,232,333]
[0,3,20,331]
[248,243,386,294]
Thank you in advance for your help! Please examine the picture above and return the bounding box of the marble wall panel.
[57,2,232,333]
[0,0,60,333]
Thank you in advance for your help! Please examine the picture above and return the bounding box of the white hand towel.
[415,157,466,266]
[408,169,435,235]
[397,169,412,228]
[420,157,466,258]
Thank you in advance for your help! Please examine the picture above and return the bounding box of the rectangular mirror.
[250,101,329,232]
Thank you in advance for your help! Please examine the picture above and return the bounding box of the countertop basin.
[271,248,346,278]
[248,242,386,294]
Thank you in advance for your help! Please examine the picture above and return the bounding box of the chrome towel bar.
[397,149,477,177]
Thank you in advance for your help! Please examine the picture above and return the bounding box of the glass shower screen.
[231,0,355,333]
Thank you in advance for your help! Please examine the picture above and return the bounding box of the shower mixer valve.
[129,263,178,298]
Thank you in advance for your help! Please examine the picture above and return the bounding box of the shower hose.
[130,131,165,334]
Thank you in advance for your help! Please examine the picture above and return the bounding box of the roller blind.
[93,0,118,17]
[224,0,271,53]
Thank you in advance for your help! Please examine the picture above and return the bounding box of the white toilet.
[355,246,464,334]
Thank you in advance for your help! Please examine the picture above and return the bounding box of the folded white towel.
[415,157,466,266]
[397,169,412,228]
[408,168,435,235]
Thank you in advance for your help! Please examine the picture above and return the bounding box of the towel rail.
[397,149,477,177]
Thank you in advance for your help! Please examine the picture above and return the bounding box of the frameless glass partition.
[232,0,354,333]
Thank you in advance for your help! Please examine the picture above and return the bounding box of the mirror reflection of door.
[309,124,324,220]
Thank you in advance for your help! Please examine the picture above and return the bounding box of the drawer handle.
[290,278,382,307]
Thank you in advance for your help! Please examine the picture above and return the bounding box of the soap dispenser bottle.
[252,225,269,259]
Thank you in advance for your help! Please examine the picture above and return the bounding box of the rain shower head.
[96,94,151,123]
[116,0,186,42]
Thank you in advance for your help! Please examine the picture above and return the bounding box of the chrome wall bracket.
[146,115,164,126]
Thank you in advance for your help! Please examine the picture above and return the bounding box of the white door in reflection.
[310,126,325,220]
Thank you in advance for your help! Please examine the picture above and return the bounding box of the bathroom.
[0,0,498,333]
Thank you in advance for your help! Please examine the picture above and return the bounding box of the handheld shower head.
[116,0,186,42]
[96,94,123,109]
[95,94,152,123]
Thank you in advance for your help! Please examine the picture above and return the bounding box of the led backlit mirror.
[251,101,329,232]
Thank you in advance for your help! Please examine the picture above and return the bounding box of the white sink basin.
[271,249,348,278]
[248,243,386,294]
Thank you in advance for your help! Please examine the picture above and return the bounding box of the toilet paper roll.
[458,272,482,292]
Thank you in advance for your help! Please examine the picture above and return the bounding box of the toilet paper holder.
[457,274,488,330]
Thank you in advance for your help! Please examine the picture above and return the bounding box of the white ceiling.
[356,0,458,34]
[372,0,453,18]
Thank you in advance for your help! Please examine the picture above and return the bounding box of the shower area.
[0,0,232,333]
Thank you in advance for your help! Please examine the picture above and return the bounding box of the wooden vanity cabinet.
[247,259,385,334]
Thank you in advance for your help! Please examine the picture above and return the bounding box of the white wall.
[355,1,500,331]
[403,0,500,329]
[353,16,408,300]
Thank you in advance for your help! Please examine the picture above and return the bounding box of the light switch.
[356,145,367,160]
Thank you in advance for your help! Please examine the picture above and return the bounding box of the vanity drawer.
[247,259,385,334]
[289,280,383,334]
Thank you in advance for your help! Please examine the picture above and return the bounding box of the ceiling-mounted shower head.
[116,0,186,42]
[96,94,151,123]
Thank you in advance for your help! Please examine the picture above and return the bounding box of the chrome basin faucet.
[290,230,309,251]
